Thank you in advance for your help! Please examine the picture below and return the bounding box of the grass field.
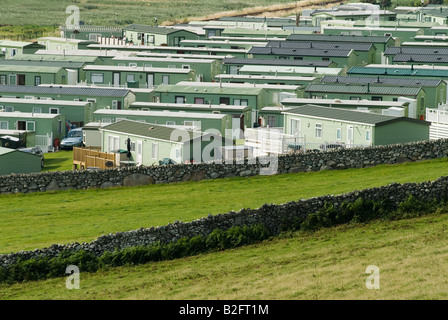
[42,150,74,172]
[2,157,448,255]
[2,211,448,300]
[0,0,303,27]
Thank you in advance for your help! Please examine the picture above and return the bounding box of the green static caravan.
[322,20,440,35]
[319,75,447,110]
[237,65,344,78]
[412,34,448,43]
[0,129,35,148]
[179,39,268,51]
[83,65,195,88]
[268,40,377,64]
[153,83,267,127]
[214,74,318,87]
[0,112,66,151]
[93,109,233,137]
[258,106,295,128]
[128,102,252,130]
[321,26,423,45]
[60,25,124,41]
[347,64,448,86]
[0,147,42,175]
[0,60,89,85]
[382,46,448,64]
[86,43,248,58]
[134,51,229,61]
[265,40,376,66]
[304,83,427,120]
[100,120,233,165]
[33,49,126,66]
[109,56,222,82]
[0,98,92,127]
[122,25,201,47]
[0,85,135,113]
[37,37,97,51]
[285,34,396,64]
[175,81,303,107]
[311,10,397,27]
[12,53,101,67]
[247,47,357,70]
[219,28,294,39]
[0,40,45,59]
[0,65,70,86]
[281,97,411,118]
[221,57,336,75]
[282,104,429,149]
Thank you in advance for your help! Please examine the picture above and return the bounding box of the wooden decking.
[73,147,116,170]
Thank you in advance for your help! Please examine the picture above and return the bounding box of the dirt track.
[162,0,346,25]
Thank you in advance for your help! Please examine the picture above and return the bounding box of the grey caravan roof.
[0,85,130,97]
[222,57,333,67]
[320,75,443,87]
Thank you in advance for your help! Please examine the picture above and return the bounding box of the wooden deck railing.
[73,147,116,170]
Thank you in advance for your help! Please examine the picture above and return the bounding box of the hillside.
[0,0,309,27]
[2,211,448,300]
[2,158,448,254]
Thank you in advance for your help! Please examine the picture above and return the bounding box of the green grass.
[2,211,448,299]
[42,150,74,172]
[0,0,301,27]
[2,157,448,254]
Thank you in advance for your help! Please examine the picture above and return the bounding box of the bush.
[0,224,271,284]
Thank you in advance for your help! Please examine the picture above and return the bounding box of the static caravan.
[283,104,429,148]
[0,112,66,152]
[128,101,252,129]
[110,56,222,82]
[122,25,200,47]
[100,120,233,165]
[93,109,233,137]
[281,97,411,117]
[0,147,42,175]
[304,83,426,120]
[0,98,92,126]
[83,65,195,88]
[0,85,136,112]
[0,40,45,59]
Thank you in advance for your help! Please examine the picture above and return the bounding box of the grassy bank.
[2,211,448,299]
[1,157,448,254]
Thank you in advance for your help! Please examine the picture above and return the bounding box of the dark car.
[18,146,45,168]
[60,128,84,150]
[159,158,177,165]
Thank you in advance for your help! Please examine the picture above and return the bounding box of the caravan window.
[91,73,104,83]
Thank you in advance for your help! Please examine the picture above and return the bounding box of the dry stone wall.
[1,174,448,269]
[1,139,448,195]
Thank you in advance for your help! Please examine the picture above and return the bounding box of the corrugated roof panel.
[222,57,332,67]
[321,75,442,87]
[248,46,352,57]
[305,83,422,95]
[286,34,392,43]
[266,40,374,51]
[0,85,130,97]
[283,104,425,126]
[348,66,448,77]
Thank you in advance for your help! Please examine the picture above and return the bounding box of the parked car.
[60,128,84,150]
[18,146,45,168]
[159,158,177,165]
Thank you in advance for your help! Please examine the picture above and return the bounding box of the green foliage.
[0,224,271,284]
